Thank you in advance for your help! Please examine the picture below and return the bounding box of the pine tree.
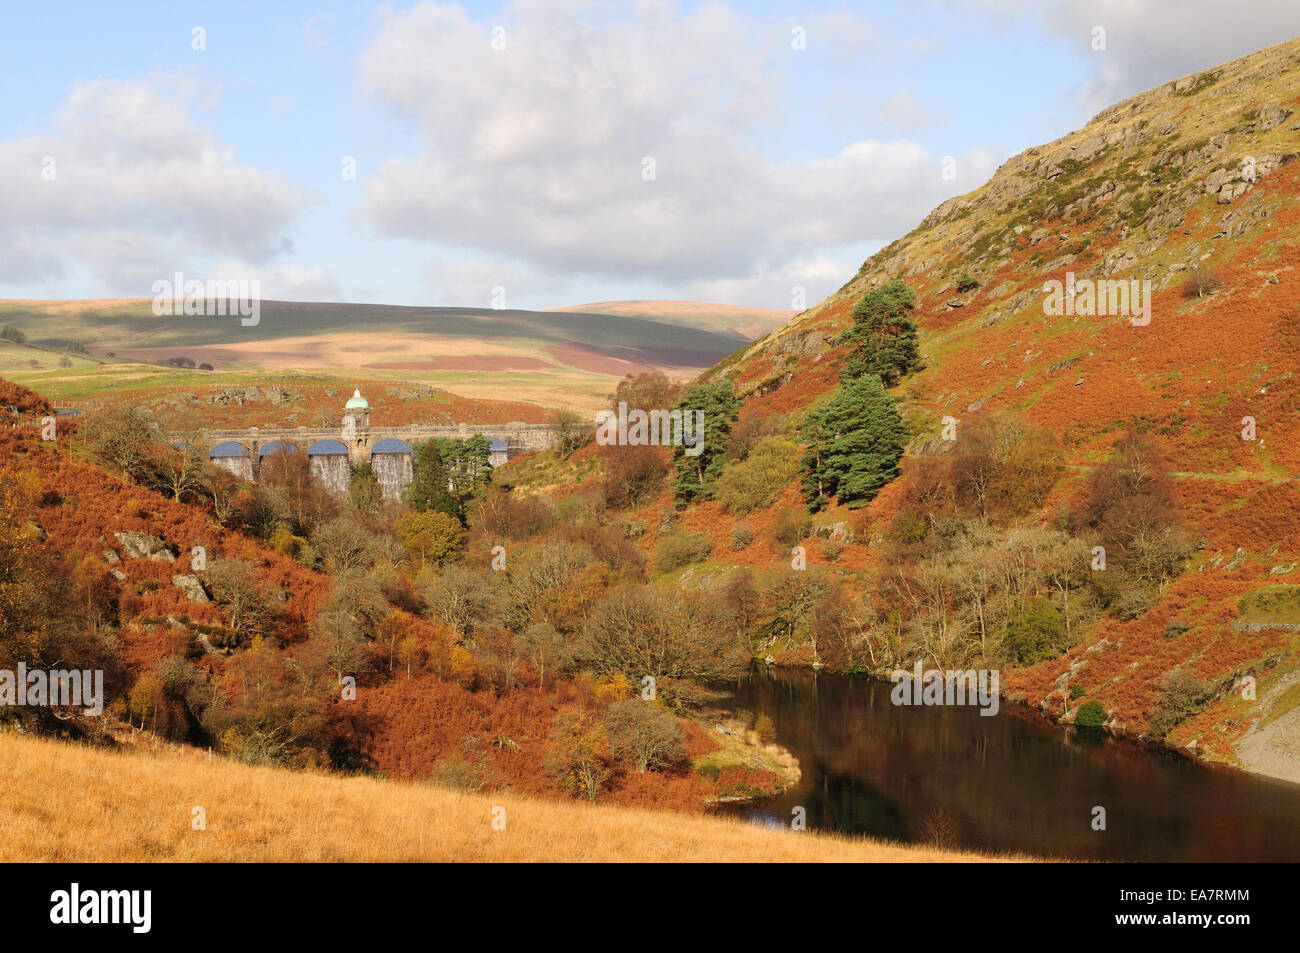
[671,380,741,504]
[801,374,909,511]
[438,435,493,500]
[404,440,463,522]
[837,278,921,386]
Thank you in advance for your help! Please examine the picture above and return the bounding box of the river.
[722,669,1300,861]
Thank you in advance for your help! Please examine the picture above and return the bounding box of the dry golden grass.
[0,731,1011,862]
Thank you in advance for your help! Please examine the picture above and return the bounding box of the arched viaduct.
[180,390,558,500]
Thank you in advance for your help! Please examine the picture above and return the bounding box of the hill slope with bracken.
[700,37,1300,778]
[487,38,1300,785]
[0,375,789,813]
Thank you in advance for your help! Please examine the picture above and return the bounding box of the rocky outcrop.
[113,531,176,562]
[172,574,210,603]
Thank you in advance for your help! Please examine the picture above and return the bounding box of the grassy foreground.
[0,732,1009,862]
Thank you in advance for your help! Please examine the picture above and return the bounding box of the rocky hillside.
[718,38,1300,459]
[541,38,1300,781]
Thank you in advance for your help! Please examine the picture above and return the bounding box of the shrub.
[890,510,929,545]
[754,712,777,744]
[476,490,554,541]
[601,444,669,508]
[603,699,685,772]
[396,510,464,568]
[311,516,378,573]
[1183,264,1221,299]
[654,531,712,573]
[730,523,754,550]
[1075,699,1107,728]
[1004,595,1063,664]
[572,586,748,687]
[430,753,488,792]
[204,558,278,648]
[955,270,980,293]
[80,405,160,477]
[771,508,812,548]
[1144,671,1217,741]
[716,436,800,515]
[545,709,610,802]
[549,407,592,457]
[949,411,1059,521]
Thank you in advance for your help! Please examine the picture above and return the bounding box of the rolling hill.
[0,299,753,412]
[547,300,795,341]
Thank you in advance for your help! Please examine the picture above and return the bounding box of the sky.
[1,0,1297,312]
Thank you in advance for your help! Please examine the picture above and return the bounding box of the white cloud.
[683,251,869,311]
[988,0,1300,113]
[210,261,343,302]
[422,254,567,309]
[354,1,992,290]
[0,79,315,294]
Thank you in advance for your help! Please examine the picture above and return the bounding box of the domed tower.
[344,388,371,429]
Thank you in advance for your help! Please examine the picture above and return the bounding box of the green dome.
[344,389,369,411]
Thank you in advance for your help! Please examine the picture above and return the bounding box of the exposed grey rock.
[1257,103,1293,132]
[172,574,210,603]
[114,531,176,562]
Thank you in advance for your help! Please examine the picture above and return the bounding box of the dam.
[196,389,557,500]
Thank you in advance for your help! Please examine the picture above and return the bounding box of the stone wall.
[310,455,352,496]
[212,456,253,481]
[372,453,414,501]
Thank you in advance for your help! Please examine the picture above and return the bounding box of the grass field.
[0,732,1011,862]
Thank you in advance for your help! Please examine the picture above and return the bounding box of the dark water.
[723,669,1300,861]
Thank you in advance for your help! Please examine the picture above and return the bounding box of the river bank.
[718,668,1300,861]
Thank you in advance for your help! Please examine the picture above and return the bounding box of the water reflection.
[723,669,1300,861]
